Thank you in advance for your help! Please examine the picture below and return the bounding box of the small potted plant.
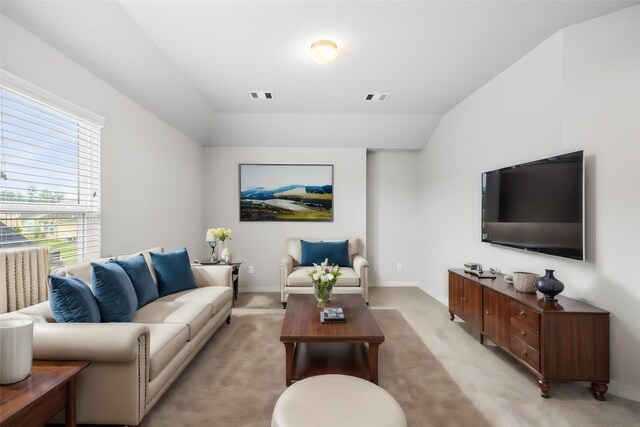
[307,259,342,308]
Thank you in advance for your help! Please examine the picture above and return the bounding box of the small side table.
[0,360,89,427]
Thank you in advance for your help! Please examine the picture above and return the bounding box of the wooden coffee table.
[0,360,89,427]
[280,294,384,386]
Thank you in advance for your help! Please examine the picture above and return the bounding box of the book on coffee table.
[320,307,346,323]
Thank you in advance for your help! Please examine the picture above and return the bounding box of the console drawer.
[510,301,540,331]
[510,317,540,351]
[510,336,540,372]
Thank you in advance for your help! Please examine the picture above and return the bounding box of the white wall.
[417,6,640,400]
[208,114,441,150]
[1,16,207,260]
[203,147,367,291]
[367,152,419,286]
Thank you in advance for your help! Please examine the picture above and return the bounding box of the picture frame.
[238,163,334,222]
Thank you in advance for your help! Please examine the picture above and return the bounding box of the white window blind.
[0,71,104,267]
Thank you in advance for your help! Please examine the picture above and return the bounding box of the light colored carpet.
[143,305,490,426]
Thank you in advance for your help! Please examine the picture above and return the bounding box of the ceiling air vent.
[364,93,391,102]
[249,91,275,100]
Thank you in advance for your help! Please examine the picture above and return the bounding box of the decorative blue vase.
[535,270,564,302]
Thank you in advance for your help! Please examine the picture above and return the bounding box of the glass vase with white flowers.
[307,259,342,308]
[206,227,233,263]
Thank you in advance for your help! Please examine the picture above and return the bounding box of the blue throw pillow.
[300,240,351,267]
[91,261,138,322]
[49,275,101,323]
[150,248,197,297]
[115,255,159,309]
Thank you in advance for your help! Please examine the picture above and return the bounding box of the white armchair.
[280,238,369,307]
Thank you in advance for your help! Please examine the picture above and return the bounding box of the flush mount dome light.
[310,40,338,64]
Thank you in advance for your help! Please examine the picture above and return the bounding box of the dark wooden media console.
[448,269,609,400]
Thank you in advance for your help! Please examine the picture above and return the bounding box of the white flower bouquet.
[307,259,342,308]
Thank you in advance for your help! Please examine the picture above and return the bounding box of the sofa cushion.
[157,286,233,316]
[300,240,351,267]
[115,255,159,309]
[91,261,138,322]
[150,248,197,297]
[48,276,101,323]
[147,323,189,380]
[287,267,360,287]
[132,301,211,341]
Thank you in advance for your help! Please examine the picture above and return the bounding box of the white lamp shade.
[0,318,33,384]
[206,229,216,242]
[310,40,338,64]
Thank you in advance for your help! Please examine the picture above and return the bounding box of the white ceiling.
[1,0,637,148]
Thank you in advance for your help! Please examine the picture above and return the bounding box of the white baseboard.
[239,286,280,293]
[608,380,640,402]
[370,281,420,287]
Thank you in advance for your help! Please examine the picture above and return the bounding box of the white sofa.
[1,247,233,426]
[279,238,369,307]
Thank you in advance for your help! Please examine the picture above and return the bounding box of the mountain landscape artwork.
[239,164,333,221]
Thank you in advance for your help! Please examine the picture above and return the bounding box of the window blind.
[0,71,104,267]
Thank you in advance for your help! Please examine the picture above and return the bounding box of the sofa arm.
[353,255,369,278]
[352,255,370,304]
[191,264,233,288]
[32,323,150,362]
[280,256,294,303]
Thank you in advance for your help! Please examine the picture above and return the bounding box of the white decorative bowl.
[512,272,538,294]
[0,319,34,384]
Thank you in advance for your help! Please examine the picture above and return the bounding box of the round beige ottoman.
[271,374,406,427]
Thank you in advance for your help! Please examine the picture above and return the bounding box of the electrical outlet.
[396,262,403,271]
[247,266,254,274]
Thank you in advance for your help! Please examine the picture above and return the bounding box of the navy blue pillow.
[91,261,138,322]
[300,240,351,267]
[49,275,101,323]
[115,255,159,309]
[150,248,197,297]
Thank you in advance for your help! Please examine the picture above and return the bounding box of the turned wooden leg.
[538,380,550,399]
[591,383,608,401]
[449,310,455,321]
[479,334,484,345]
[226,315,231,324]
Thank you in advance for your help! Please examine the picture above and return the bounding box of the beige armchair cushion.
[287,267,360,287]
[133,302,211,341]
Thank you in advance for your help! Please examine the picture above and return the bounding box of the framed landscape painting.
[239,164,333,221]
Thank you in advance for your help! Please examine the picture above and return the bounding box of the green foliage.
[0,187,65,203]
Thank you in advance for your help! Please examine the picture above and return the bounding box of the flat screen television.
[482,151,584,260]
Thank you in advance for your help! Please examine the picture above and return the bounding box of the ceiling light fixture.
[310,40,338,65]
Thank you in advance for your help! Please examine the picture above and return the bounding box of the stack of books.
[320,307,346,323]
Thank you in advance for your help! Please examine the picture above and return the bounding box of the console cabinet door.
[463,279,483,330]
[483,288,510,348]
[449,272,464,317]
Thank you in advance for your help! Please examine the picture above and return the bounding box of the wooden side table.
[0,360,89,427]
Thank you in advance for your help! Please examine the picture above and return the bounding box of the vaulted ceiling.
[1,0,637,148]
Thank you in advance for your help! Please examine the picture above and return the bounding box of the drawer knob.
[486,311,490,315]
[521,331,527,336]
[461,297,466,301]
[520,311,526,316]
[522,350,528,356]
